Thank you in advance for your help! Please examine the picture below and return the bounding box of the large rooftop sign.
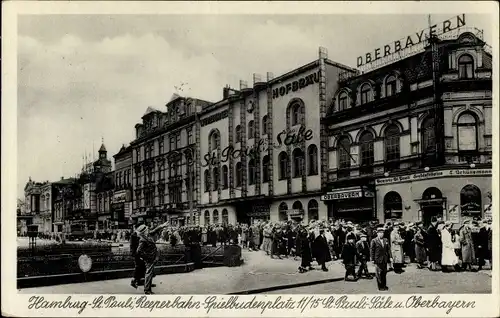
[357,14,466,69]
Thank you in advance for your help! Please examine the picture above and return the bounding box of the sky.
[17,13,493,196]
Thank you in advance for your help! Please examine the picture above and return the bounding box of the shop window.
[248,159,256,185]
[279,202,288,221]
[292,148,305,178]
[222,209,229,225]
[307,145,318,176]
[222,165,229,189]
[204,169,210,192]
[235,162,242,187]
[384,124,401,170]
[458,54,474,79]
[359,131,374,175]
[421,116,436,165]
[204,210,210,225]
[384,191,403,221]
[337,136,351,178]
[235,125,242,143]
[385,76,397,97]
[338,91,349,111]
[460,185,482,217]
[307,199,319,221]
[213,209,219,224]
[262,115,269,135]
[262,155,270,182]
[290,102,302,126]
[212,167,219,191]
[278,152,289,180]
[360,83,372,105]
[248,121,255,139]
[457,112,478,152]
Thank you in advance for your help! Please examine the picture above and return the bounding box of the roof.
[98,143,107,152]
[142,106,161,118]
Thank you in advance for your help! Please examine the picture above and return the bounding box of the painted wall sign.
[272,72,320,99]
[322,191,363,201]
[201,110,228,127]
[375,169,492,185]
[202,125,314,167]
[357,14,466,67]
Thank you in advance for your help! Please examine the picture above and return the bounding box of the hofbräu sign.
[202,125,313,167]
[357,14,466,67]
[272,71,320,99]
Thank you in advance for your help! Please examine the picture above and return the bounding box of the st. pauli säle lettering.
[272,72,320,99]
[357,14,466,67]
[202,125,313,167]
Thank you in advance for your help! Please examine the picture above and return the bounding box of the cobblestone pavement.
[18,249,491,294]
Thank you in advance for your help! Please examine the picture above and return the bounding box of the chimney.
[319,46,328,60]
[266,72,274,81]
[239,80,248,90]
[223,85,231,99]
[253,73,262,84]
[61,177,64,180]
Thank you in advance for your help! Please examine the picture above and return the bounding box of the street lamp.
[469,163,476,168]
[384,172,390,177]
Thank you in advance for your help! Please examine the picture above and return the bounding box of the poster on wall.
[484,204,492,220]
[447,205,459,223]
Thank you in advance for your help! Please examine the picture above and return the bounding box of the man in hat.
[459,219,476,271]
[370,226,392,291]
[314,228,331,271]
[356,233,372,279]
[427,216,441,271]
[477,220,490,271]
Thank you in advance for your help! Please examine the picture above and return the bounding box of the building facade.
[198,47,356,225]
[130,96,211,226]
[324,30,492,225]
[113,145,133,229]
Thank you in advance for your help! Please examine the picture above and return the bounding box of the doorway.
[421,205,443,226]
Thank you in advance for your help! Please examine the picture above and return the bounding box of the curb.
[228,277,345,294]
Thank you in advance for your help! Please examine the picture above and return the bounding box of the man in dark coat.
[356,233,372,279]
[130,223,146,288]
[334,225,346,259]
[427,217,441,271]
[370,226,392,291]
[342,235,358,281]
[477,221,490,271]
[298,227,313,273]
[314,229,331,271]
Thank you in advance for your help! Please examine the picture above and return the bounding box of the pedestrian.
[427,217,441,271]
[440,221,458,272]
[313,228,331,272]
[370,226,392,291]
[477,220,489,271]
[459,220,476,272]
[297,226,313,273]
[356,233,371,279]
[390,223,405,274]
[342,235,358,281]
[414,225,427,269]
[130,223,146,289]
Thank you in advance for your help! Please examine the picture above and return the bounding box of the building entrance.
[418,187,445,227]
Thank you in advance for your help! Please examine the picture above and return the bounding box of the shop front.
[375,168,492,225]
[322,186,376,223]
[233,198,271,225]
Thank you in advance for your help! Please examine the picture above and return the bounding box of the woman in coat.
[252,223,260,251]
[390,224,405,273]
[459,220,476,271]
[297,227,313,273]
[440,222,458,272]
[414,227,427,269]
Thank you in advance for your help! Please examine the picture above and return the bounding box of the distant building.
[23,178,53,233]
[112,144,133,229]
[52,177,79,233]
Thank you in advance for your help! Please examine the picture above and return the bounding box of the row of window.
[203,145,319,191]
[136,129,194,161]
[204,209,229,225]
[97,192,113,212]
[136,185,184,208]
[115,169,132,188]
[278,200,319,221]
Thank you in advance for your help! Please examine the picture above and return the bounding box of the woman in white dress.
[441,221,458,272]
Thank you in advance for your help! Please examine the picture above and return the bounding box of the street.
[18,249,491,295]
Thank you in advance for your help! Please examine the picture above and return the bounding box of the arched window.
[307,145,318,176]
[209,131,219,150]
[222,165,229,189]
[278,152,289,180]
[213,209,219,224]
[204,169,210,192]
[248,120,255,139]
[235,125,242,143]
[262,115,269,135]
[204,210,210,225]
[41,195,45,211]
[384,124,401,164]
[222,209,229,224]
[359,131,374,174]
[291,103,302,126]
[421,116,436,163]
[307,200,319,221]
[292,148,305,178]
[292,201,303,213]
[248,159,256,185]
[457,112,478,151]
[458,54,474,79]
[279,202,288,221]
[385,76,397,97]
[384,191,403,221]
[212,167,219,191]
[460,185,482,217]
[235,162,242,187]
[360,83,372,104]
[338,91,349,111]
[262,155,270,182]
[337,137,351,178]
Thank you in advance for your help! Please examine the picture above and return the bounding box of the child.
[342,236,358,281]
[356,233,372,279]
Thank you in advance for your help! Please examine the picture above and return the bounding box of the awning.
[414,197,447,205]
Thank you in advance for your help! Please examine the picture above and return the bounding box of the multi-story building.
[324,28,492,225]
[52,177,79,233]
[23,178,53,233]
[197,48,356,225]
[130,95,211,226]
[113,144,133,229]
